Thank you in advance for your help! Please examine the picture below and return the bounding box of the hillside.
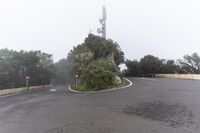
[67,34,124,91]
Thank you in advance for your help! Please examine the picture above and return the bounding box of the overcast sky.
[0,0,200,62]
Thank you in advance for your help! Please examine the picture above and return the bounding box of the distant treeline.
[0,49,54,89]
[124,53,200,77]
[1,48,200,89]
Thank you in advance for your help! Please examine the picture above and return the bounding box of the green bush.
[67,34,124,91]
[80,62,118,91]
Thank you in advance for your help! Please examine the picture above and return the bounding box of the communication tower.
[97,6,107,39]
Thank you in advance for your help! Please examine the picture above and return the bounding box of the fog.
[0,0,200,62]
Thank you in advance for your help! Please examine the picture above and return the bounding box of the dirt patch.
[124,101,195,128]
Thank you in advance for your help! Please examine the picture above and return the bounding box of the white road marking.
[141,78,157,81]
[49,89,56,92]
[68,78,133,94]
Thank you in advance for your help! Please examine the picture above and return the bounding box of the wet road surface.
[0,78,200,133]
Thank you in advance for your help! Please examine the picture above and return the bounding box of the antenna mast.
[97,6,107,39]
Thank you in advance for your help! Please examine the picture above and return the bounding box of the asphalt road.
[1,78,200,133]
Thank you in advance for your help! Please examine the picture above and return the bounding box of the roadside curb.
[68,78,133,94]
[0,85,50,99]
[0,91,31,99]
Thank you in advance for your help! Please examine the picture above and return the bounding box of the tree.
[125,60,141,76]
[23,51,54,86]
[84,34,124,66]
[0,49,54,89]
[140,55,162,76]
[159,60,181,74]
[68,34,124,90]
[180,53,200,74]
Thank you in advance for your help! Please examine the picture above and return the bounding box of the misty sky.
[0,0,200,62]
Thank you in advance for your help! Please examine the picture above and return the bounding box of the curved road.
[0,78,200,133]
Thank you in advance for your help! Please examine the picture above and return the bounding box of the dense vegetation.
[80,62,120,91]
[1,35,199,90]
[0,49,54,89]
[125,53,200,77]
[67,34,124,91]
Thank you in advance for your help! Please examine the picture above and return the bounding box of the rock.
[115,75,122,84]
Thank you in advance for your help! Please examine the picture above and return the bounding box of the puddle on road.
[123,101,195,128]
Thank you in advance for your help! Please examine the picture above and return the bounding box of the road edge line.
[68,78,133,94]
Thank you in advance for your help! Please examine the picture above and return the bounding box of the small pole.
[75,74,79,87]
[26,79,29,91]
[75,77,78,87]
[25,76,30,91]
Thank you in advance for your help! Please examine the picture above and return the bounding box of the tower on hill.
[97,6,107,39]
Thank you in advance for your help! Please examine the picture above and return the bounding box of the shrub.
[80,62,118,91]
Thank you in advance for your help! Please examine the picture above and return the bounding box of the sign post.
[75,74,79,87]
[25,76,30,91]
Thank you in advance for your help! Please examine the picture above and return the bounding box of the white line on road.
[141,78,157,81]
[68,78,133,94]
[49,89,56,92]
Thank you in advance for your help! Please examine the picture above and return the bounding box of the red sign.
[75,74,79,78]
[25,76,30,80]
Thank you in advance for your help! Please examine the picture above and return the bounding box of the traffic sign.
[25,76,30,80]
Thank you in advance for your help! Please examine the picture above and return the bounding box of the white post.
[75,77,78,87]
[26,79,29,91]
